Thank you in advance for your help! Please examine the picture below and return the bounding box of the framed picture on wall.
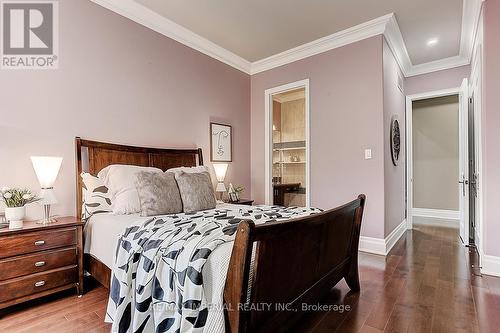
[210,122,232,162]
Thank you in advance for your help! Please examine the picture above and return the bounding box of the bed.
[76,137,366,333]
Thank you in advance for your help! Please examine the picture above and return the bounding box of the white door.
[458,78,469,244]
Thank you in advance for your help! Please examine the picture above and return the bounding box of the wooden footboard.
[224,195,366,333]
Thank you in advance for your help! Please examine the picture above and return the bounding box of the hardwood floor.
[0,217,499,333]
[0,278,111,333]
[296,218,500,333]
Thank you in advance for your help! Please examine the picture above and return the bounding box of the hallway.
[300,217,500,332]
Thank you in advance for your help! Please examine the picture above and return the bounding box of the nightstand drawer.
[0,266,77,303]
[0,227,76,259]
[0,248,77,281]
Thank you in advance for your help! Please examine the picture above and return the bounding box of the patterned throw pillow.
[81,173,112,220]
[135,172,183,216]
[174,171,216,213]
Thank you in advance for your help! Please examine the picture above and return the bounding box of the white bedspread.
[85,204,322,332]
[83,203,246,333]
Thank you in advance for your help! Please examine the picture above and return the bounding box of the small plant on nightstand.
[1,187,39,229]
[228,184,245,202]
[234,185,245,200]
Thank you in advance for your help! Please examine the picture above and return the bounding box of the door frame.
[264,79,310,207]
[405,86,463,231]
[469,43,484,258]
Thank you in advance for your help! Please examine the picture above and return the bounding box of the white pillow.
[81,173,112,220]
[98,165,162,214]
[166,166,209,174]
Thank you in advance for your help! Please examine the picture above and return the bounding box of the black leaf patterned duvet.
[106,205,322,333]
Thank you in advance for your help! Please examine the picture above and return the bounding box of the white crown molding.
[383,11,471,77]
[383,14,412,76]
[461,0,485,63]
[250,14,391,75]
[90,0,251,74]
[405,55,470,77]
[359,219,407,256]
[91,0,482,77]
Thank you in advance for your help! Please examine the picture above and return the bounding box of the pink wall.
[0,0,251,219]
[383,39,406,237]
[405,65,470,96]
[251,37,386,239]
[483,0,500,257]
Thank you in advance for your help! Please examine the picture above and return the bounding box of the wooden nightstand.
[0,217,84,310]
[231,199,254,206]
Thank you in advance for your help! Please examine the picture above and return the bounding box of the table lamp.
[31,156,63,224]
[213,163,228,201]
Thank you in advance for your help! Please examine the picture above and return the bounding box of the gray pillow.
[135,172,183,216]
[175,171,216,213]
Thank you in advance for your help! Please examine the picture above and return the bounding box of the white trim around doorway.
[405,85,483,254]
[405,87,461,231]
[264,79,311,207]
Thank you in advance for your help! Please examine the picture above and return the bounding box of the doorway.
[405,80,475,246]
[411,94,460,220]
[265,79,310,207]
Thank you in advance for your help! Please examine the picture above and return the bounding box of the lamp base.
[36,217,58,225]
[36,204,57,224]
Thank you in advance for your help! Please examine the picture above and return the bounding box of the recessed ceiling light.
[427,38,439,47]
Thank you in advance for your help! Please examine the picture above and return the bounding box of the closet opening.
[265,79,310,207]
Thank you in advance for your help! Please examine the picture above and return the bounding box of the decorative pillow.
[135,172,183,216]
[166,166,209,174]
[174,171,216,213]
[81,173,112,220]
[97,165,163,215]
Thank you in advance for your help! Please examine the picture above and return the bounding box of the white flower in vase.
[1,187,40,229]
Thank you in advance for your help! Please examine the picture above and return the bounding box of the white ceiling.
[135,0,463,65]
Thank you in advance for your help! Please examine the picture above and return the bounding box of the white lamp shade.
[216,182,227,193]
[213,163,228,182]
[31,156,63,188]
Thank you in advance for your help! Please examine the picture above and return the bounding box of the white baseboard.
[385,219,408,253]
[359,237,386,255]
[359,219,407,256]
[412,208,460,220]
[481,254,500,277]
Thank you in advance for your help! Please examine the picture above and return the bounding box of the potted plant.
[234,185,245,201]
[228,184,245,202]
[1,187,39,229]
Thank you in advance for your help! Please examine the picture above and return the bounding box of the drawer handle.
[34,261,46,267]
[34,240,45,246]
[34,281,45,287]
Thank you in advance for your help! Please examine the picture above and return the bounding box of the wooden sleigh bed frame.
[76,137,366,333]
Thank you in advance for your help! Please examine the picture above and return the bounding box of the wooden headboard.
[75,137,203,218]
